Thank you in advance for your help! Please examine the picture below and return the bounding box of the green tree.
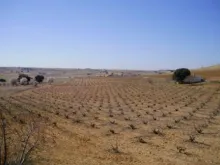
[173,68,191,83]
[35,75,44,83]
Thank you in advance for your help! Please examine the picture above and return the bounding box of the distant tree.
[35,75,44,83]
[18,74,32,82]
[173,68,191,83]
[20,77,28,85]
[0,79,6,82]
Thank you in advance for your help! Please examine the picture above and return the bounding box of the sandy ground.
[0,76,219,165]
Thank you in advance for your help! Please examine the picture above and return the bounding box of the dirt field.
[0,76,220,165]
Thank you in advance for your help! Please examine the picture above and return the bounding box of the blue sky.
[0,0,219,70]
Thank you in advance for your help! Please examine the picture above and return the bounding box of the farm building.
[183,75,204,84]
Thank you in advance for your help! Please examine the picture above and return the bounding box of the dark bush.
[18,74,32,82]
[35,75,44,83]
[173,68,191,83]
[0,78,6,82]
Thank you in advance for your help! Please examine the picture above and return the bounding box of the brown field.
[1,76,220,165]
[192,69,220,81]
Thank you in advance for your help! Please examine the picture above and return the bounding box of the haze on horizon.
[0,0,219,70]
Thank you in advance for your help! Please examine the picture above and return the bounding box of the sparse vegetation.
[167,124,173,129]
[129,124,137,130]
[189,135,196,142]
[0,113,43,165]
[18,74,32,83]
[137,137,147,144]
[195,126,203,134]
[110,138,120,154]
[0,79,6,83]
[153,128,164,136]
[177,146,186,154]
[0,75,220,165]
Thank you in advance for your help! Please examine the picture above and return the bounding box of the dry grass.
[192,69,220,80]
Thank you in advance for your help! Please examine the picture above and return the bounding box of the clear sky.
[0,0,219,70]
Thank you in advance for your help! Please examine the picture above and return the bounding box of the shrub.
[0,115,42,165]
[0,78,6,82]
[177,146,186,153]
[47,77,54,84]
[189,135,196,142]
[90,123,96,128]
[129,124,136,130]
[110,138,120,154]
[20,77,28,85]
[109,129,116,134]
[195,126,203,134]
[138,137,147,144]
[18,74,32,83]
[10,78,18,86]
[153,128,164,135]
[173,68,191,83]
[35,75,44,83]
[167,124,173,129]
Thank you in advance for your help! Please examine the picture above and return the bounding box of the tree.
[35,75,44,83]
[0,79,6,83]
[18,74,32,83]
[173,68,191,83]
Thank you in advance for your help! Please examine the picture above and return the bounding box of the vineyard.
[1,77,220,165]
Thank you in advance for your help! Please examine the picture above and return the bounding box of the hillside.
[192,64,220,80]
[195,64,220,70]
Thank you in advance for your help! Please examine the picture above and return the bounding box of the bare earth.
[0,75,220,165]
